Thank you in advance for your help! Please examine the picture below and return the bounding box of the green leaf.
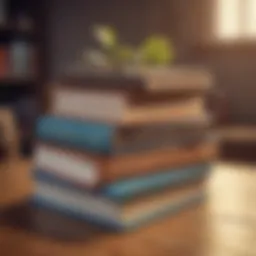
[93,25,117,49]
[140,36,175,66]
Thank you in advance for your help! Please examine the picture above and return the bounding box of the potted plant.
[82,25,175,73]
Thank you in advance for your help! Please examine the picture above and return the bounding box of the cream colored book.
[51,67,212,124]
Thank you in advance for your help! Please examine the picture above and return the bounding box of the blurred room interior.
[1,0,256,255]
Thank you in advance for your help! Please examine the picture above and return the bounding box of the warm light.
[216,0,256,40]
[245,0,256,37]
[216,0,241,39]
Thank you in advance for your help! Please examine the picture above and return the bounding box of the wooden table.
[1,160,256,256]
[219,126,256,162]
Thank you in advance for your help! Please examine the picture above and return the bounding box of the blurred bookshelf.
[0,24,35,40]
[0,0,46,156]
[0,77,35,85]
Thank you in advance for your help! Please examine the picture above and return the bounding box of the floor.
[0,159,256,256]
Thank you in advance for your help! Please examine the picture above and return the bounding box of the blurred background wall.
[46,0,256,124]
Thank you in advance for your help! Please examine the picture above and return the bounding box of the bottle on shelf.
[9,39,33,79]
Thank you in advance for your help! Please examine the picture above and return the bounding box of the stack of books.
[32,68,216,230]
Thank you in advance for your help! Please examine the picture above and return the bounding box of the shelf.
[0,24,35,42]
[0,85,34,103]
[0,77,36,86]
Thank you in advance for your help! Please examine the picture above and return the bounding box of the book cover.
[0,46,9,78]
[37,115,213,155]
[34,163,210,202]
[34,142,216,188]
[60,67,212,93]
[51,86,207,125]
[37,116,114,154]
[33,182,205,230]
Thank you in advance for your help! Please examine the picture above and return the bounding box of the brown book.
[61,67,212,93]
[113,125,211,155]
[51,68,212,125]
[34,142,217,189]
[0,46,8,78]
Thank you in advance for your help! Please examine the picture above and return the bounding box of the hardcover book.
[61,67,212,92]
[37,116,213,155]
[33,173,206,229]
[51,68,212,125]
[34,142,216,188]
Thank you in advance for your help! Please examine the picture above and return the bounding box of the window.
[216,0,256,40]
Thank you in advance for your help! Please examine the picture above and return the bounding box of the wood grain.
[1,159,256,256]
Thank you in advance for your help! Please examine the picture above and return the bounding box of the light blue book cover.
[34,163,210,202]
[37,116,211,155]
[37,116,116,154]
[33,190,205,231]
[101,163,209,201]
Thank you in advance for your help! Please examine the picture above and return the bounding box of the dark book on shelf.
[0,45,9,77]
[10,40,29,77]
[0,0,7,25]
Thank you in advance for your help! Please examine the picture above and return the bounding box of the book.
[10,41,33,78]
[33,180,205,230]
[34,142,216,188]
[61,67,212,92]
[51,87,206,125]
[37,116,212,154]
[0,45,8,78]
[0,0,6,25]
[34,163,210,200]
[51,68,212,125]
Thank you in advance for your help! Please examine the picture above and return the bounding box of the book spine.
[0,45,9,78]
[37,116,115,154]
[10,41,30,77]
[0,0,6,25]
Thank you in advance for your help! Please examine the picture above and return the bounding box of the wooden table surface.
[1,159,256,256]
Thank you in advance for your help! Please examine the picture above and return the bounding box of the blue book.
[37,116,211,155]
[34,163,210,202]
[37,116,121,154]
[33,190,205,231]
[32,164,209,230]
